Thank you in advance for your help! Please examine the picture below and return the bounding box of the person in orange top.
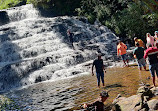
[134,37,145,48]
[117,41,129,67]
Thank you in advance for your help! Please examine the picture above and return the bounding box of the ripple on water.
[5,65,152,110]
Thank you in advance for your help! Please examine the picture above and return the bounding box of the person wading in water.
[117,40,129,67]
[92,54,106,88]
[144,43,158,87]
[133,42,146,71]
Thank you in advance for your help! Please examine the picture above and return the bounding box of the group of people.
[83,31,158,111]
[117,31,158,87]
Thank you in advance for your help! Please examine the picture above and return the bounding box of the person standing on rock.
[117,41,129,67]
[134,37,145,48]
[67,29,74,49]
[92,54,106,88]
[133,42,146,70]
[144,43,158,87]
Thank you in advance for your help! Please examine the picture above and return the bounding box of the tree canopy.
[0,0,157,42]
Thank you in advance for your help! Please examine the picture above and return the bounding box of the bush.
[87,14,96,24]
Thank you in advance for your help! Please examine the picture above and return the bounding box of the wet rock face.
[0,11,10,26]
[35,76,42,83]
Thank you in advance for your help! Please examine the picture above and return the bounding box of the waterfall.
[6,4,39,22]
[0,4,118,91]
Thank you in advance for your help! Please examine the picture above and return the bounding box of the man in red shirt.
[144,44,158,87]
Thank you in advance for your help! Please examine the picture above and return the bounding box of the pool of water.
[5,64,152,110]
[72,64,152,110]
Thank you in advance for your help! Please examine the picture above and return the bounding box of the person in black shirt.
[92,54,106,88]
[83,91,109,111]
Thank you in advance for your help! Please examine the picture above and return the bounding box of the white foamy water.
[0,4,118,91]
[6,4,39,22]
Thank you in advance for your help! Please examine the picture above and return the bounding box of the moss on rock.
[0,95,20,110]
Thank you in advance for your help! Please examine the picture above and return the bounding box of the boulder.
[147,99,158,110]
[137,86,153,98]
[150,87,158,96]
[112,86,156,111]
[0,11,9,26]
[113,95,140,111]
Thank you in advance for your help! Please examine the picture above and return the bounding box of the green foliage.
[87,14,96,24]
[77,0,158,41]
[143,13,158,27]
[115,2,157,40]
[134,0,158,16]
[27,0,81,15]
[0,0,81,16]
[0,0,157,42]
[27,0,51,9]
[115,3,146,39]
[77,0,131,37]
[0,0,26,10]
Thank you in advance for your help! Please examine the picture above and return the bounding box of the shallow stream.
[5,64,153,111]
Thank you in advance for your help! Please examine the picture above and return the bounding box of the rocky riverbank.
[112,85,158,111]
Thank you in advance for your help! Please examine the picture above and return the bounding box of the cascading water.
[0,4,118,91]
[5,4,39,22]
